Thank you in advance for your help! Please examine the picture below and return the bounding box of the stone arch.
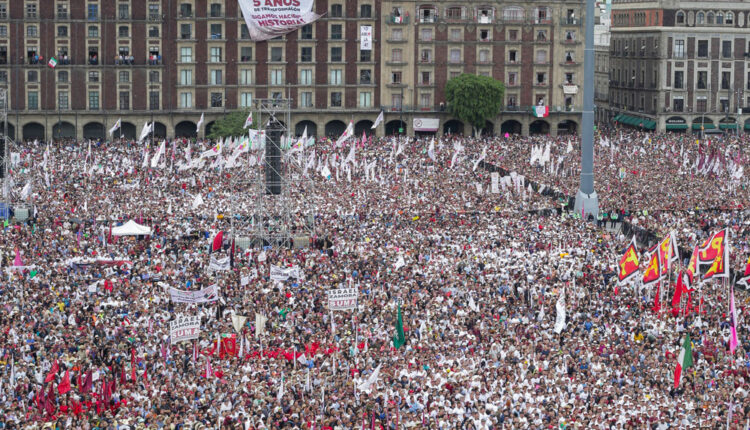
[175,121,198,138]
[204,121,216,137]
[385,120,406,136]
[52,121,76,140]
[22,122,45,141]
[354,120,374,136]
[476,120,494,136]
[443,119,464,135]
[295,120,317,137]
[557,120,578,135]
[529,120,550,135]
[83,122,105,140]
[500,120,522,135]
[324,120,347,137]
[120,122,137,140]
[153,122,167,139]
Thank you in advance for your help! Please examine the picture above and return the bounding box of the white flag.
[151,140,166,168]
[335,121,355,147]
[427,138,436,162]
[357,364,382,393]
[231,314,247,333]
[371,111,384,129]
[109,118,121,138]
[243,112,253,129]
[21,182,31,200]
[472,146,487,171]
[192,194,204,209]
[566,139,573,154]
[394,256,405,270]
[138,122,153,143]
[554,289,566,334]
[255,313,267,338]
[200,140,222,158]
[343,142,356,166]
[196,113,205,133]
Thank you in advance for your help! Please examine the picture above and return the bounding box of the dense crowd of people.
[1,127,750,429]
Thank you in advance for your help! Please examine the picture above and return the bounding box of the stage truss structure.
[229,98,317,248]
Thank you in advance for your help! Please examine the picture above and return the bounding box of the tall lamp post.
[574,0,599,218]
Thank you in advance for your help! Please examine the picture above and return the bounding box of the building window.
[676,11,685,24]
[271,47,283,62]
[58,26,68,37]
[180,47,193,62]
[421,28,433,41]
[697,40,708,57]
[722,71,731,89]
[179,69,192,85]
[503,6,524,21]
[722,40,732,58]
[391,49,402,62]
[0,71,6,83]
[240,47,253,62]
[47,88,68,109]
[331,25,342,40]
[359,92,372,107]
[149,4,160,21]
[0,26,6,37]
[331,4,343,17]
[211,93,223,107]
[148,26,159,37]
[696,97,707,112]
[449,49,461,63]
[674,71,683,89]
[149,71,159,83]
[301,24,313,40]
[331,47,343,62]
[119,92,129,110]
[509,50,517,62]
[420,93,431,107]
[27,71,38,83]
[300,47,312,62]
[210,24,222,39]
[119,71,129,82]
[391,71,401,84]
[535,50,546,63]
[88,4,98,20]
[180,92,192,108]
[360,50,371,62]
[674,40,685,58]
[0,4,6,19]
[88,25,99,37]
[392,28,404,41]
[697,12,704,25]
[241,24,250,39]
[330,69,343,85]
[180,3,192,18]
[331,92,342,107]
[673,97,684,112]
[210,47,222,62]
[300,92,312,107]
[716,13,723,25]
[480,29,490,42]
[697,71,707,89]
[507,94,517,107]
[360,69,372,84]
[536,72,547,85]
[149,91,159,110]
[118,4,129,19]
[58,71,68,82]
[238,69,251,85]
[270,69,283,85]
[421,71,431,85]
[88,91,99,110]
[508,72,517,86]
[240,92,253,108]
[360,4,372,18]
[210,70,223,85]
[26,3,37,18]
[210,3,222,17]
[180,23,192,39]
[27,26,38,37]
[508,30,518,41]
[707,12,714,24]
[88,71,99,82]
[119,26,129,37]
[300,69,312,85]
[449,29,462,41]
[727,12,734,25]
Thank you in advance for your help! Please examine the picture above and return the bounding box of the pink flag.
[205,356,213,379]
[193,341,198,363]
[13,248,22,266]
[730,284,739,354]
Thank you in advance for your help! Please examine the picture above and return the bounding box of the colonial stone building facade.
[1,0,585,141]
[610,0,750,133]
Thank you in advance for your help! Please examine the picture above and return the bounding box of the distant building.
[610,0,749,133]
[594,0,611,123]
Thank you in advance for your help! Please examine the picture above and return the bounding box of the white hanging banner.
[170,315,201,344]
[238,0,322,42]
[360,25,373,50]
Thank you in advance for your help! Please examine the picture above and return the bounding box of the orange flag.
[642,246,661,286]
[698,229,727,266]
[618,239,640,284]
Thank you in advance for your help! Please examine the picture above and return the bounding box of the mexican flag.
[47,57,57,68]
[393,304,405,349]
[533,106,549,118]
[673,333,693,388]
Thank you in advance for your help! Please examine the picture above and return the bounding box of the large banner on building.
[327,288,358,311]
[168,285,220,304]
[169,315,201,344]
[238,0,321,41]
[360,25,373,50]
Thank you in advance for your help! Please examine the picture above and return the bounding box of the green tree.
[207,110,258,139]
[445,74,505,137]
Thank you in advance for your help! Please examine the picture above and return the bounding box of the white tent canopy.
[111,220,152,236]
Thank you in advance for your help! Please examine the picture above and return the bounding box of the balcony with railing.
[560,18,581,26]
[389,14,410,24]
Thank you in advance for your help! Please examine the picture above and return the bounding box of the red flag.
[45,383,56,415]
[81,370,92,393]
[212,231,224,252]
[671,273,685,316]
[58,370,71,394]
[45,360,59,383]
[738,255,750,287]
[617,240,640,284]
[642,247,661,286]
[120,366,126,385]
